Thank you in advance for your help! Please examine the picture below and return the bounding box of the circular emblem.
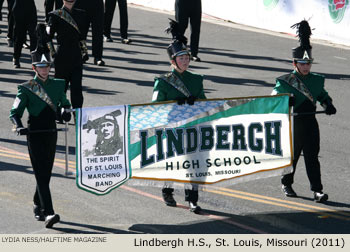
[328,0,349,23]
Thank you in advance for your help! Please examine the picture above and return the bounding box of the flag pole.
[291,111,326,116]
[65,121,69,176]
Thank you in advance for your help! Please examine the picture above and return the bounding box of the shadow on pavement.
[54,220,138,234]
[129,208,350,234]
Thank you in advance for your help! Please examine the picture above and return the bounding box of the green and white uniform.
[10,76,70,119]
[273,70,330,113]
[9,76,70,216]
[152,69,206,102]
[152,68,206,203]
[273,70,332,192]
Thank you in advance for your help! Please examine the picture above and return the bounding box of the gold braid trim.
[52,8,80,34]
[159,72,192,98]
[22,80,57,112]
[278,73,316,105]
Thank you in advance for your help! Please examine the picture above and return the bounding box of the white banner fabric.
[76,105,130,195]
[75,95,292,194]
[129,95,292,185]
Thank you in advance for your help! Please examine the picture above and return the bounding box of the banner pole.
[65,121,69,176]
[26,128,66,134]
[64,108,75,176]
[291,111,326,116]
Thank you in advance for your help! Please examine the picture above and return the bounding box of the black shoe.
[104,35,113,42]
[189,201,201,214]
[282,185,297,197]
[121,38,132,44]
[94,58,105,66]
[314,191,328,203]
[45,214,60,228]
[82,55,89,64]
[13,58,20,68]
[191,55,201,62]
[162,189,177,207]
[33,205,44,221]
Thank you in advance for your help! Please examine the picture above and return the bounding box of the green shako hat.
[165,19,190,60]
[291,20,313,63]
[31,23,52,67]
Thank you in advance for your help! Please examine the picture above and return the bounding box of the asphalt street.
[0,1,350,234]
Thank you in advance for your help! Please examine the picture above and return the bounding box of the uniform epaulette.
[277,73,294,84]
[311,72,325,79]
[50,8,80,34]
[52,77,65,82]
[21,79,57,112]
[49,9,61,16]
[186,70,202,77]
[20,80,30,87]
[21,79,36,89]
[157,72,172,79]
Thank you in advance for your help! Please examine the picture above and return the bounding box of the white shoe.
[189,202,201,214]
[45,214,60,228]
[314,192,328,203]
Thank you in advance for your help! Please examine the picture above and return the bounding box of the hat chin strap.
[37,72,47,81]
[293,61,300,73]
[173,53,189,73]
[37,73,47,81]
[175,60,182,72]
[174,61,186,73]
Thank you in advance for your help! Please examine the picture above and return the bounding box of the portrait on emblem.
[81,107,125,157]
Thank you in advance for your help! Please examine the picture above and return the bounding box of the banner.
[76,105,130,195]
[129,95,292,185]
[76,95,292,194]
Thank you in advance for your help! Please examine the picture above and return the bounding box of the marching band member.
[152,20,206,213]
[46,0,88,116]
[9,25,71,228]
[272,20,336,203]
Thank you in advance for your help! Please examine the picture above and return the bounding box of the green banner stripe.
[182,95,289,128]
[129,96,289,161]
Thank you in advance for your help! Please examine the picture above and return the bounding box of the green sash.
[22,80,57,112]
[278,73,316,105]
[52,8,80,34]
[159,72,192,97]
